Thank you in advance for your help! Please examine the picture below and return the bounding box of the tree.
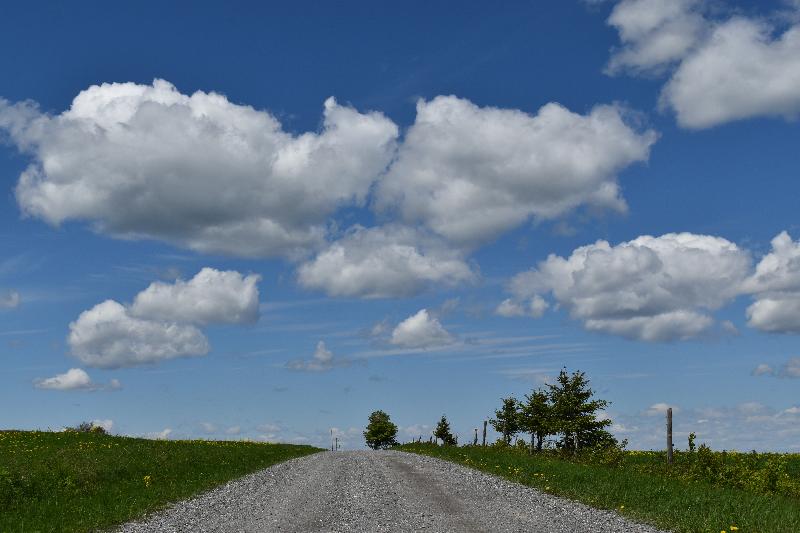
[547,368,614,451]
[363,410,398,449]
[67,421,107,435]
[433,415,456,446]
[490,396,521,445]
[519,388,552,452]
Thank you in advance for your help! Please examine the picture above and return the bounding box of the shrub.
[66,422,107,435]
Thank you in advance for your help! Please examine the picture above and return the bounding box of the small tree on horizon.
[548,368,614,451]
[519,388,552,452]
[490,396,521,445]
[433,415,457,446]
[364,410,398,449]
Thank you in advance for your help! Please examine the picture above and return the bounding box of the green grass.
[398,442,800,533]
[0,430,322,532]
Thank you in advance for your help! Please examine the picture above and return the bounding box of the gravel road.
[118,450,668,533]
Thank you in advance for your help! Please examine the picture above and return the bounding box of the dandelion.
[143,475,152,487]
[730,528,738,531]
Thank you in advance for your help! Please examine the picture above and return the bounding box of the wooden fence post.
[473,428,478,446]
[482,420,487,446]
[667,407,673,465]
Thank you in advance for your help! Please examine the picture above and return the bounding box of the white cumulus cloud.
[68,267,261,368]
[508,233,751,341]
[606,0,708,75]
[375,96,656,247]
[297,225,476,298]
[33,368,121,391]
[662,18,800,128]
[0,79,398,258]
[603,2,800,128]
[390,309,454,349]
[131,267,260,325]
[69,300,210,369]
[744,232,800,334]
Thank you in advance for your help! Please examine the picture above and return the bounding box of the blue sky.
[2,0,800,450]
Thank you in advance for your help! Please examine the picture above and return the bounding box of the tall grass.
[0,430,321,532]
[399,442,800,533]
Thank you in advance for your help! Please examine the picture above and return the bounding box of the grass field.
[399,442,800,533]
[0,430,321,532]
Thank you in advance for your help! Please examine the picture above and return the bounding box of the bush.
[66,422,107,435]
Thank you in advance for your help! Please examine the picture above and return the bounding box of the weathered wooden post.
[482,420,487,446]
[473,428,478,446]
[666,408,674,465]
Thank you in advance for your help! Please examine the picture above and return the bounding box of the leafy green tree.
[363,410,398,449]
[547,368,614,451]
[490,396,521,445]
[520,388,552,452]
[433,415,457,446]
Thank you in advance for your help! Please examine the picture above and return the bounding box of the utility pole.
[666,408,674,465]
[335,437,339,451]
[473,428,478,446]
[482,420,487,446]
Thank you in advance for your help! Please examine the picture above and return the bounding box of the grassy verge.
[398,442,800,533]
[0,430,321,532]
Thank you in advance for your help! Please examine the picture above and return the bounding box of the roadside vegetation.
[364,409,399,449]
[0,427,321,532]
[399,442,800,533]
[395,367,800,532]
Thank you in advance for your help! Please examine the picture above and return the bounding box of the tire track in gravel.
[118,450,668,533]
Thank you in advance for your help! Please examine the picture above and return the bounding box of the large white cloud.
[606,0,708,75]
[603,2,800,128]
[131,267,260,325]
[390,309,454,348]
[0,79,398,258]
[69,300,209,369]
[744,231,800,333]
[297,225,476,298]
[662,18,800,128]
[33,368,120,391]
[68,267,260,368]
[509,233,751,341]
[375,96,656,247]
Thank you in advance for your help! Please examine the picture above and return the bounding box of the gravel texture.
[118,450,668,533]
